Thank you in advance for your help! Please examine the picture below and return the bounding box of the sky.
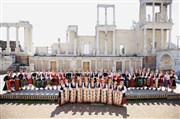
[0,0,179,48]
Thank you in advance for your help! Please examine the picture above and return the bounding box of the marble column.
[152,2,155,22]
[144,2,146,22]
[74,38,76,55]
[143,28,147,54]
[105,7,107,25]
[152,28,155,53]
[161,29,164,49]
[113,6,115,25]
[96,30,99,55]
[28,28,32,53]
[24,27,28,53]
[113,30,115,55]
[169,3,172,22]
[15,26,19,53]
[105,31,107,54]
[161,3,163,22]
[97,6,99,25]
[168,29,172,49]
[5,26,11,53]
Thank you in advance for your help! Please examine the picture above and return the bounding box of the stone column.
[81,41,84,55]
[105,31,107,54]
[66,30,68,54]
[5,26,11,53]
[169,3,172,22]
[168,29,172,49]
[105,7,107,25]
[24,27,28,53]
[161,29,164,49]
[129,59,131,71]
[96,60,97,69]
[28,28,32,53]
[113,6,115,25]
[15,26,19,53]
[74,38,76,55]
[113,30,115,55]
[97,6,99,25]
[152,28,155,53]
[144,2,146,22]
[143,28,147,54]
[96,30,99,55]
[161,3,163,22]
[152,2,155,22]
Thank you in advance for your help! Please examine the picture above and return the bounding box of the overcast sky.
[0,0,179,47]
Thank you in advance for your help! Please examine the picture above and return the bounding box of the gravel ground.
[0,99,179,119]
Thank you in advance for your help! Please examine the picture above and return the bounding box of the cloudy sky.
[0,0,179,48]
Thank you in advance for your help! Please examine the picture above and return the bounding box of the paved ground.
[0,99,179,119]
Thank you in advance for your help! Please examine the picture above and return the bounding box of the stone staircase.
[7,63,20,72]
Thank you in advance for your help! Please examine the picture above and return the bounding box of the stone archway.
[159,54,173,70]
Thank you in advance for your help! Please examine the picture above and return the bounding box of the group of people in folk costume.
[58,77,127,106]
[3,68,177,93]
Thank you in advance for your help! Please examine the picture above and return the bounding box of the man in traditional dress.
[164,71,170,91]
[118,80,127,106]
[3,71,11,93]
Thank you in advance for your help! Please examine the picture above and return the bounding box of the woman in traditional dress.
[3,71,11,93]
[117,80,127,106]
[113,81,118,106]
[89,78,96,103]
[58,80,65,106]
[129,70,135,89]
[83,77,90,103]
[164,71,170,91]
[154,69,159,90]
[169,70,177,92]
[146,69,151,89]
[77,77,83,103]
[27,70,32,90]
[107,78,113,105]
[53,70,59,90]
[113,71,117,82]
[64,79,70,103]
[18,70,24,90]
[14,71,20,91]
[45,70,51,90]
[10,72,15,91]
[100,79,107,104]
[81,71,85,83]
[94,69,99,83]
[36,70,41,90]
[95,78,101,103]
[31,70,37,89]
[158,70,164,91]
[41,70,46,89]
[23,70,28,90]
[99,69,103,83]
[134,69,140,89]
[69,78,77,103]
[149,70,154,90]
[142,68,147,89]
[124,70,130,89]
[51,70,56,90]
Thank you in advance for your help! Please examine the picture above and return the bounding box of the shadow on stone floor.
[50,103,130,118]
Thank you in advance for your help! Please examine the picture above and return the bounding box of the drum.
[15,80,20,91]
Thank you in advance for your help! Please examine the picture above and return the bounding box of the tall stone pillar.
[97,6,99,25]
[24,27,29,53]
[169,3,172,22]
[161,29,164,49]
[143,28,147,54]
[96,30,99,55]
[105,7,107,25]
[15,26,19,53]
[144,2,146,22]
[152,28,155,53]
[105,31,107,54]
[5,26,11,53]
[74,38,76,55]
[113,6,115,25]
[161,3,164,22]
[28,28,32,53]
[168,29,172,49]
[113,30,115,55]
[152,2,155,22]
